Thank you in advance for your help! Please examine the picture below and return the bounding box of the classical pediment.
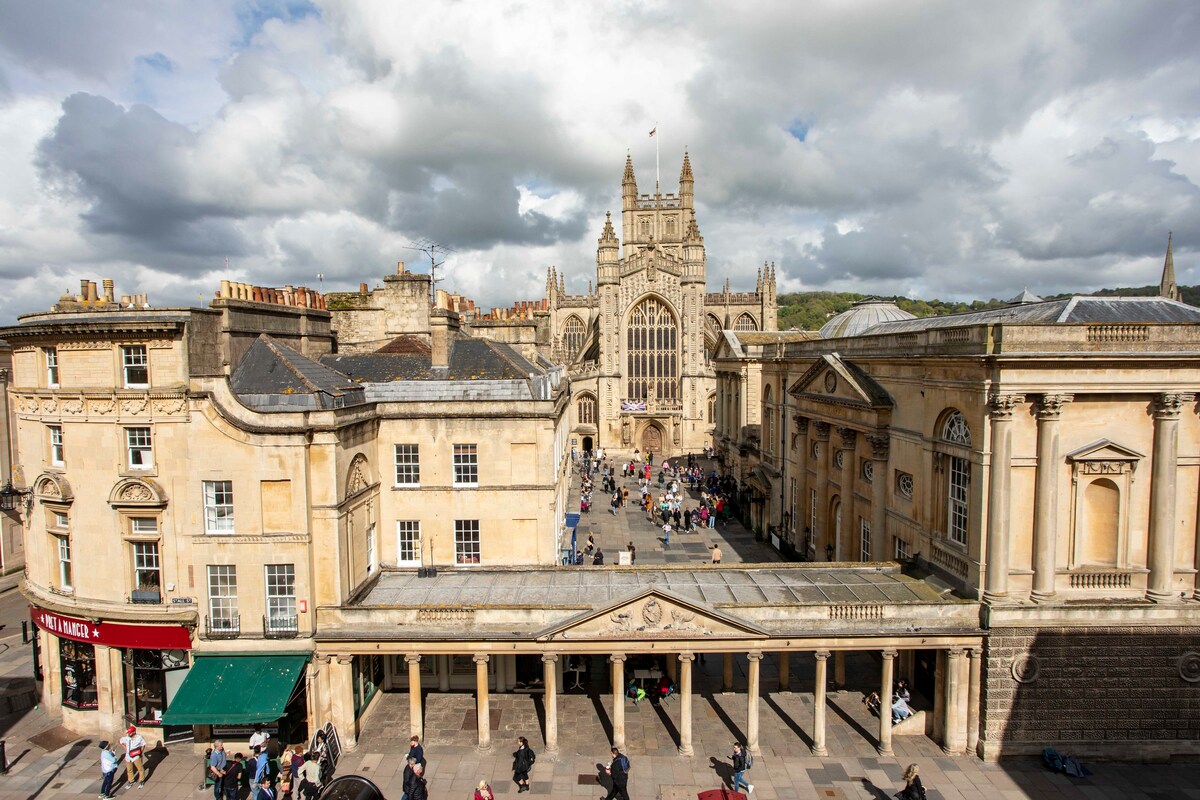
[789,354,893,408]
[1065,439,1144,473]
[536,587,768,642]
[107,477,167,508]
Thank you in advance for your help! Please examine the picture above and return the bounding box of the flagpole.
[655,121,660,193]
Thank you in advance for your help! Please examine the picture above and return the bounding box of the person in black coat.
[408,764,429,800]
[400,756,419,800]
[897,763,927,800]
[512,736,535,793]
[602,746,631,800]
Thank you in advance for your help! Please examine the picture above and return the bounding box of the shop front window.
[125,648,189,726]
[61,639,98,709]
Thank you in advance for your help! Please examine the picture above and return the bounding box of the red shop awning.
[32,606,192,650]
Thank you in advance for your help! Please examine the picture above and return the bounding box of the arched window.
[940,410,972,546]
[734,313,758,332]
[561,316,585,361]
[707,393,716,424]
[577,393,596,426]
[626,296,678,402]
[763,385,774,453]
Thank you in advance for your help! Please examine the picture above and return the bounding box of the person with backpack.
[730,742,754,795]
[602,746,631,800]
[512,736,536,793]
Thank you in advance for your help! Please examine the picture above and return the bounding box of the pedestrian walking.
[512,736,536,793]
[119,725,148,788]
[408,764,429,800]
[258,776,278,800]
[896,763,928,799]
[407,735,425,766]
[251,745,270,800]
[248,723,270,752]
[401,756,418,800]
[222,753,245,800]
[208,740,228,800]
[602,746,631,800]
[474,779,495,800]
[711,544,722,564]
[730,742,754,794]
[662,521,672,545]
[627,541,636,564]
[296,752,322,800]
[593,548,605,565]
[98,741,118,799]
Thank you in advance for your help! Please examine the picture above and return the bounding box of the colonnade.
[366,645,983,757]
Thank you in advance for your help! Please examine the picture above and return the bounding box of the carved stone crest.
[61,399,84,415]
[90,399,116,415]
[153,397,186,415]
[40,398,57,414]
[641,599,663,627]
[121,397,148,415]
[119,483,154,502]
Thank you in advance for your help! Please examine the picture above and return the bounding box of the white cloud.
[0,0,1198,323]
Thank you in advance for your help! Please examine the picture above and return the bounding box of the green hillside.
[778,286,1199,331]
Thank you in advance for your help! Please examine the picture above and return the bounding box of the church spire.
[621,152,638,212]
[679,150,694,210]
[1160,231,1180,301]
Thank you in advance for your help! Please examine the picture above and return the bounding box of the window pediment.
[1065,439,1144,474]
[108,477,167,509]
[789,354,893,409]
[35,473,74,503]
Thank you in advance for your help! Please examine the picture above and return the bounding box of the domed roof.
[819,298,916,339]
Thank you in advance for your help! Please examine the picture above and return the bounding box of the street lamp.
[0,481,31,513]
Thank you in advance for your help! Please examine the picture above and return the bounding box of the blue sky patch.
[787,118,809,142]
[235,0,320,46]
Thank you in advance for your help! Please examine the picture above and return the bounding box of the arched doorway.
[582,436,593,454]
[641,424,663,455]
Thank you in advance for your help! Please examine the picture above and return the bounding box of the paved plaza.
[4,459,1200,797]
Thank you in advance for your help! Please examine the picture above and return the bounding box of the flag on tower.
[649,127,656,137]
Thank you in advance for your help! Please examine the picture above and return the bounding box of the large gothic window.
[734,313,758,331]
[626,296,678,402]
[577,393,596,425]
[561,316,585,361]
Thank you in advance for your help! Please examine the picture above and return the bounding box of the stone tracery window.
[561,315,585,361]
[577,393,597,425]
[626,296,678,402]
[734,313,758,332]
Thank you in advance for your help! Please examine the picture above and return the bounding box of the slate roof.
[355,566,954,608]
[231,335,363,410]
[867,296,1200,334]
[321,338,542,382]
[734,331,821,345]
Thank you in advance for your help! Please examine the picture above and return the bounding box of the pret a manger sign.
[30,606,193,650]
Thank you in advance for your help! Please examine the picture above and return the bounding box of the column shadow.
[589,692,615,744]
[649,696,680,748]
[703,692,746,744]
[530,693,547,748]
[828,694,879,749]
[762,692,813,750]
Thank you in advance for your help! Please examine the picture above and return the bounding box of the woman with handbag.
[511,736,536,793]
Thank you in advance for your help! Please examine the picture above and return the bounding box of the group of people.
[97,724,148,797]
[202,725,327,800]
[865,677,915,725]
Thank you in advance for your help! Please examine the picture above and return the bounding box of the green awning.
[161,654,308,725]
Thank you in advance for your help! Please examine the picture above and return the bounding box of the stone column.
[837,427,857,560]
[474,654,491,750]
[1148,393,1192,601]
[678,653,695,756]
[834,651,846,688]
[610,654,626,749]
[813,421,831,557]
[794,416,810,554]
[942,648,965,754]
[722,652,734,691]
[778,652,791,691]
[746,651,763,754]
[542,654,559,752]
[330,655,358,750]
[405,654,423,741]
[437,655,450,692]
[1032,394,1072,600]
[878,650,896,756]
[813,651,830,756]
[984,394,1024,600]
[868,433,890,561]
[966,647,982,756]
[666,654,677,682]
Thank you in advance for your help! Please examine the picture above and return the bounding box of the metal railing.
[263,614,299,639]
[204,614,241,639]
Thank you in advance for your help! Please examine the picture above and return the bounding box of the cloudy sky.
[1,1,1197,323]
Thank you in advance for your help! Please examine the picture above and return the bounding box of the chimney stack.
[430,308,459,368]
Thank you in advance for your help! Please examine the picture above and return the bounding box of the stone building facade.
[715,287,1200,759]
[329,154,779,458]
[2,280,570,744]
